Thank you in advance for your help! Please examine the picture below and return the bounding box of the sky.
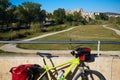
[9,0,120,13]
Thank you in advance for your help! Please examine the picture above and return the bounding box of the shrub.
[65,22,72,26]
[30,22,42,33]
[18,30,27,38]
[72,22,79,26]
[11,31,19,39]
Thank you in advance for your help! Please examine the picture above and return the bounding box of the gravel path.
[22,27,76,41]
[103,25,120,36]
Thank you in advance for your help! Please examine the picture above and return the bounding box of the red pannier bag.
[10,64,43,80]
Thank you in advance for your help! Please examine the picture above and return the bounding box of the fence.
[0,40,120,44]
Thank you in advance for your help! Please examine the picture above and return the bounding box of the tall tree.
[15,2,45,24]
[15,5,29,23]
[39,9,46,22]
[6,5,16,24]
[95,13,108,20]
[66,14,73,22]
[53,8,66,24]
[0,0,12,28]
[0,0,11,10]
[46,13,53,20]
[72,11,87,24]
[73,11,82,22]
[116,17,120,25]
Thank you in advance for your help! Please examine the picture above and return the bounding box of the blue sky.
[9,0,120,13]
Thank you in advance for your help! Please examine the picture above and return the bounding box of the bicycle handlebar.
[71,50,79,57]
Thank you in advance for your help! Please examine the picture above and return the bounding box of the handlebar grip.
[71,50,79,58]
[71,51,75,55]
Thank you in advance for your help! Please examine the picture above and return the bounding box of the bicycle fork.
[78,64,88,80]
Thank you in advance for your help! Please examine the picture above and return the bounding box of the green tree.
[53,8,66,24]
[46,13,53,20]
[6,5,16,24]
[15,2,45,24]
[73,11,87,25]
[73,11,81,22]
[66,14,73,22]
[15,5,28,23]
[39,9,46,22]
[109,16,116,23]
[0,0,11,11]
[95,13,108,20]
[116,17,120,25]
[0,0,12,28]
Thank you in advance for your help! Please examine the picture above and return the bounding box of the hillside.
[104,12,120,15]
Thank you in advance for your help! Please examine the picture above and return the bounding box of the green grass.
[18,25,120,50]
[0,50,4,53]
[108,24,120,30]
[0,49,7,54]
[0,44,4,47]
[39,25,120,41]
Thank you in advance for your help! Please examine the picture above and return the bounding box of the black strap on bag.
[28,64,45,80]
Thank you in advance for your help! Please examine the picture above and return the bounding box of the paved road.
[0,25,120,55]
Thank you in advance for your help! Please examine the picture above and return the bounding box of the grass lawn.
[108,24,120,30]
[17,25,120,50]
[39,25,120,41]
[0,44,4,47]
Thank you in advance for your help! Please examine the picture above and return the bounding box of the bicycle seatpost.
[37,52,47,65]
[42,57,47,65]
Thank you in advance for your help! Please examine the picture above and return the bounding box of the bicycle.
[36,47,106,80]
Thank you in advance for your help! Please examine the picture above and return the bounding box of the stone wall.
[0,56,120,80]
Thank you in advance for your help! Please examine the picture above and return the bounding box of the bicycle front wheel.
[73,70,106,80]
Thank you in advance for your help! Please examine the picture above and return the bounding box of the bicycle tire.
[38,75,48,80]
[73,70,106,80]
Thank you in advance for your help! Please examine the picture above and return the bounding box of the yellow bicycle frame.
[37,58,80,80]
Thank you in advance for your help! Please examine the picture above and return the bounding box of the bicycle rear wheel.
[73,70,106,80]
[38,75,48,80]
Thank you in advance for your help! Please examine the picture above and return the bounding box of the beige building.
[65,8,100,20]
